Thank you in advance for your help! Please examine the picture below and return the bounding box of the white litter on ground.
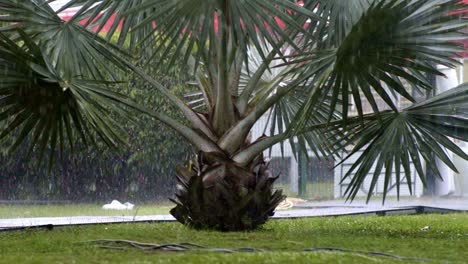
[276,197,307,210]
[102,200,134,210]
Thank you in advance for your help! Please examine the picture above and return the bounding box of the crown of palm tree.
[0,0,467,202]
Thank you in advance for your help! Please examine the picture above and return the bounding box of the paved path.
[1,197,466,231]
[0,208,402,230]
[294,197,468,211]
[0,215,175,230]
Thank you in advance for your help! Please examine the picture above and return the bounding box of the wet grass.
[0,213,467,263]
[0,203,172,219]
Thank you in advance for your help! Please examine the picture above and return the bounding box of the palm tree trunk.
[170,151,284,231]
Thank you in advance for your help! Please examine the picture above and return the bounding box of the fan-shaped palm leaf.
[0,29,133,167]
[329,83,468,202]
[65,0,320,70]
[302,0,372,48]
[0,0,130,81]
[293,0,467,130]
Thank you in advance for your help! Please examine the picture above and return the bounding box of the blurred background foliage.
[0,41,194,202]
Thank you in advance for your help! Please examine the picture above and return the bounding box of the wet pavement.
[294,197,468,211]
[1,197,466,231]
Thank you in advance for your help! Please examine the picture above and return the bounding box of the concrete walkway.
[0,214,175,230]
[294,197,468,211]
[1,197,466,231]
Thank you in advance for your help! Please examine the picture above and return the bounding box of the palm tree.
[0,0,467,231]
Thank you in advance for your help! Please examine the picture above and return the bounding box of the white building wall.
[454,146,468,197]
[432,65,459,195]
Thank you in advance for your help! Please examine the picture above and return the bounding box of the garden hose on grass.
[87,239,435,262]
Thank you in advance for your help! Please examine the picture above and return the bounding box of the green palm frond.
[0,0,467,207]
[245,46,340,158]
[267,88,340,159]
[0,29,135,167]
[188,42,340,159]
[61,0,152,48]
[66,0,319,71]
[240,44,296,102]
[0,0,130,81]
[302,0,372,47]
[329,83,468,202]
[293,0,467,130]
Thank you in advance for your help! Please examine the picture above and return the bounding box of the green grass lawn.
[0,214,467,263]
[0,203,172,218]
